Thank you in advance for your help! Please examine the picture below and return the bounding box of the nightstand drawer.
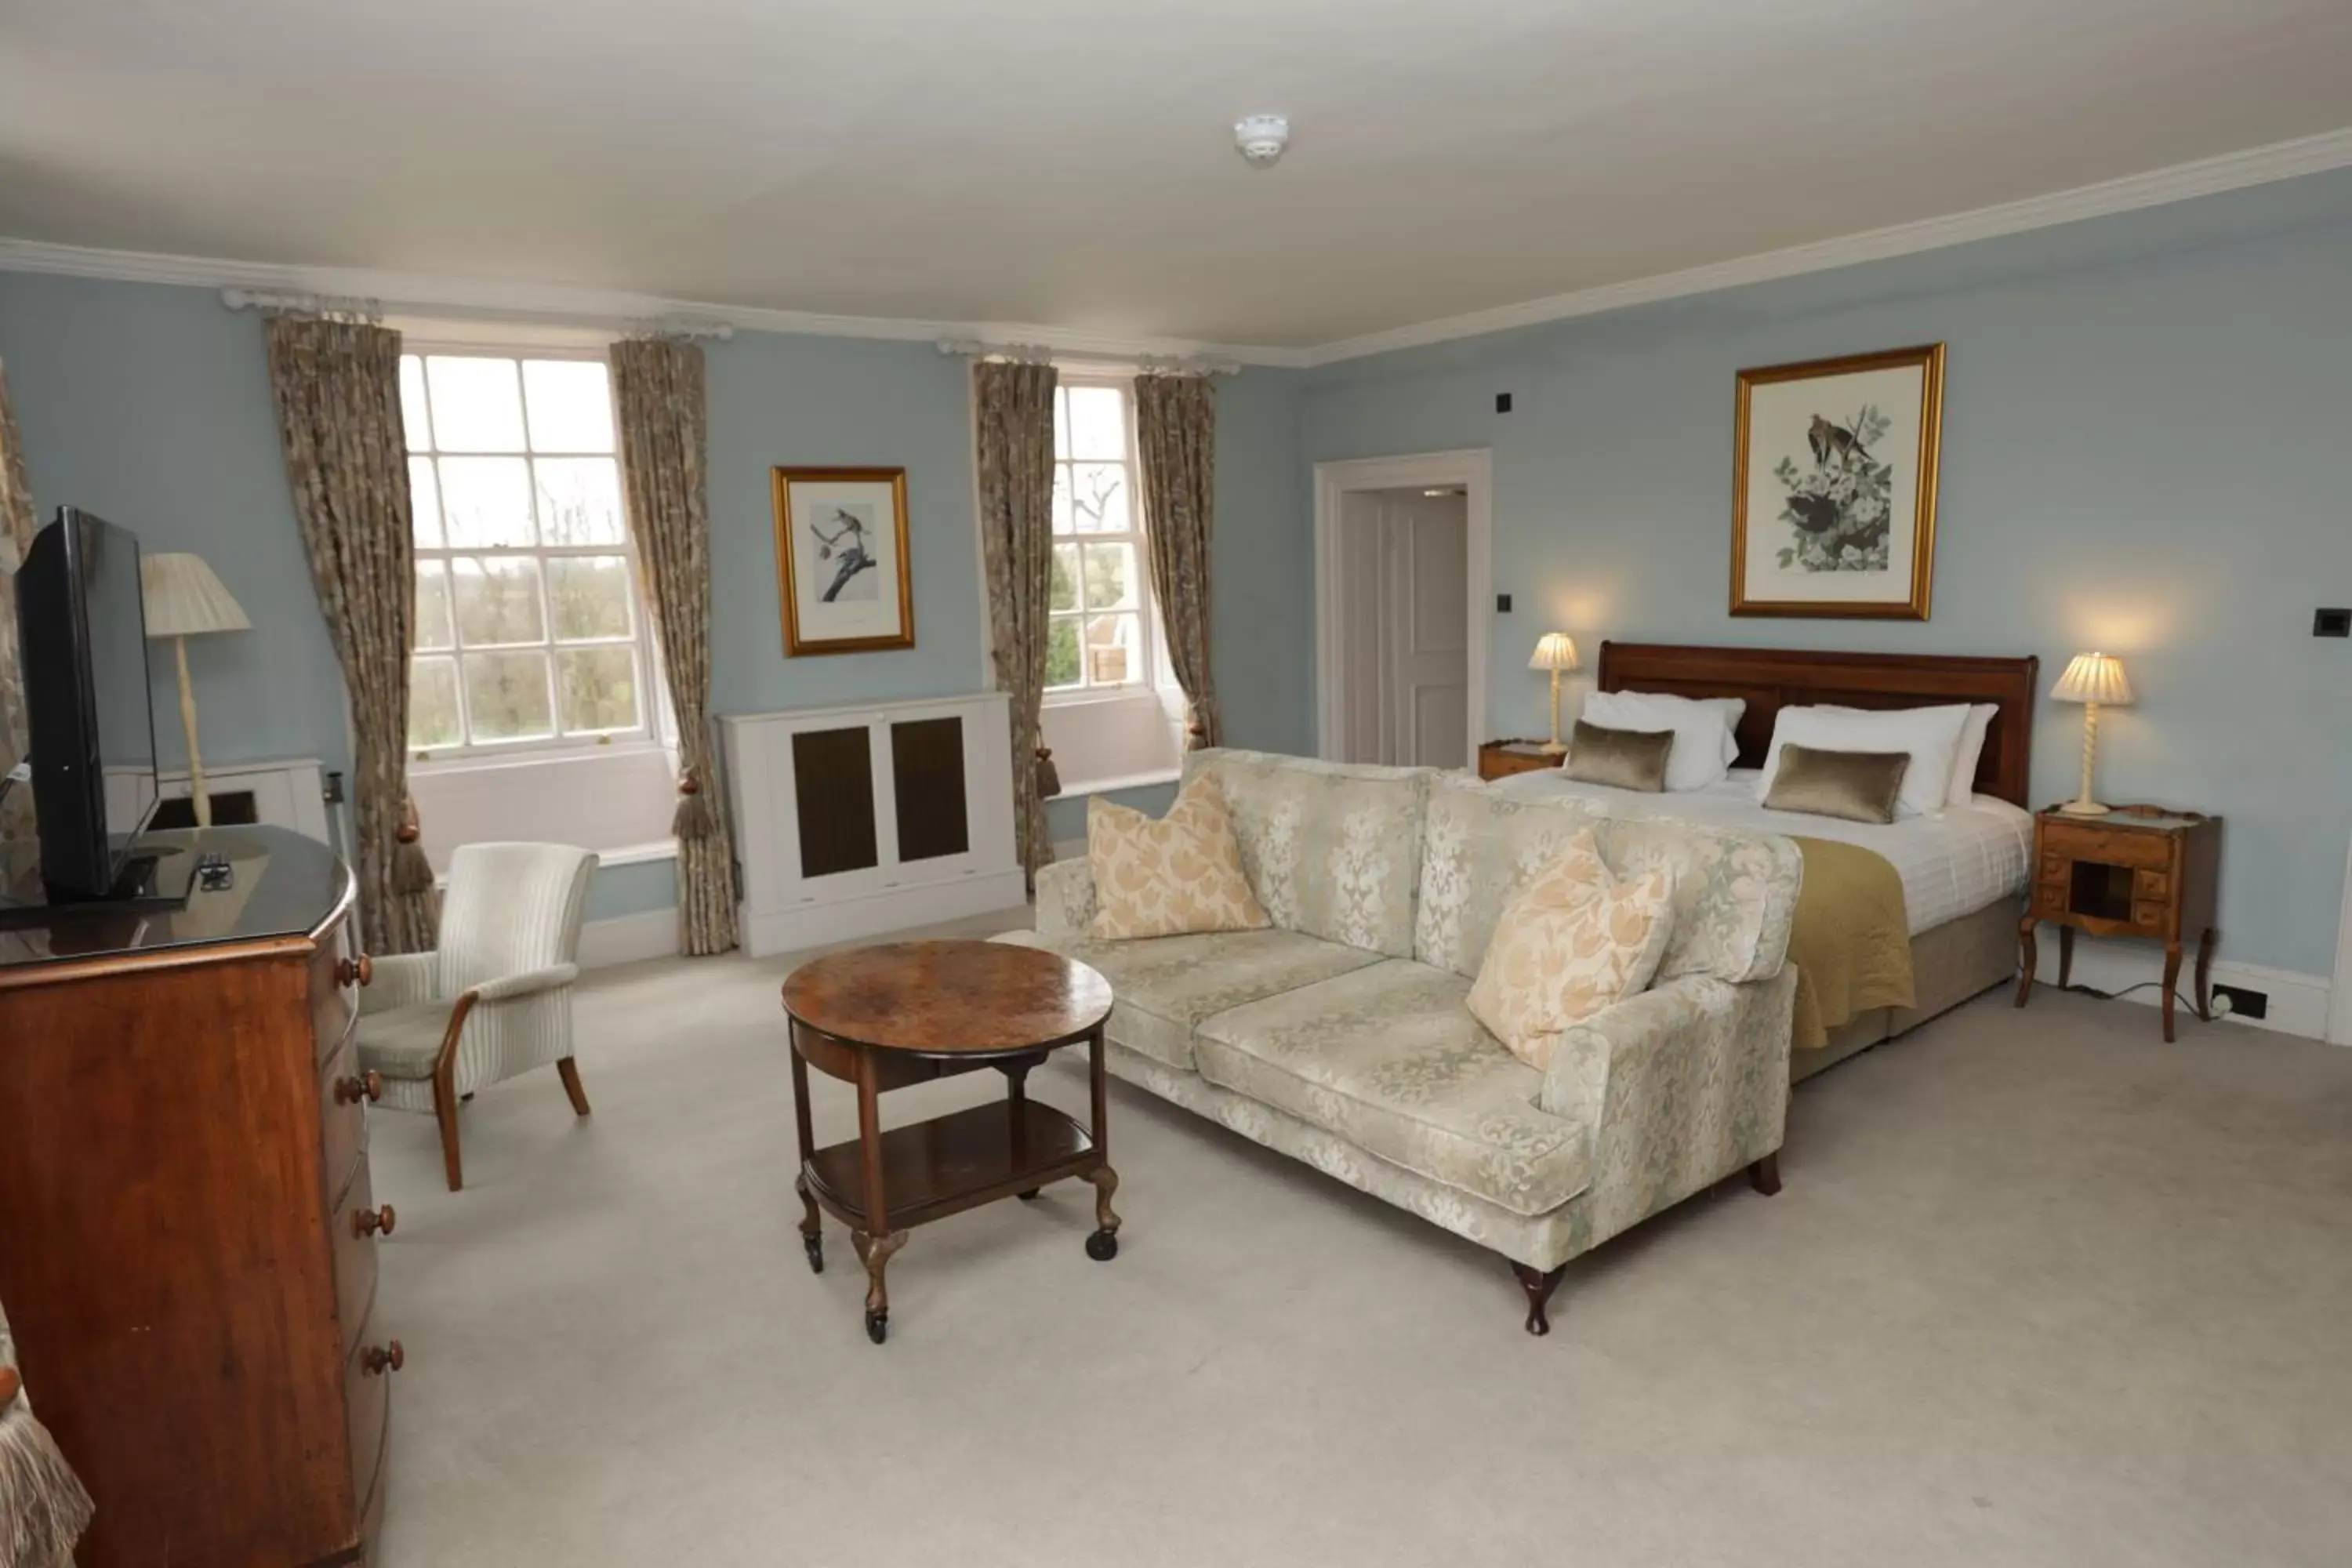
[2134,869,2169,902]
[2038,822,2171,871]
[2132,899,2172,934]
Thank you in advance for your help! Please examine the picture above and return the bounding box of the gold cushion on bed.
[1762,744,1911,825]
[1563,721,1674,793]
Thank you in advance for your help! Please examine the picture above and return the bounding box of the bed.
[1498,641,2040,1080]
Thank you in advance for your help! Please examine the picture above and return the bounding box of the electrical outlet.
[1495,393,1513,413]
[2212,983,2267,1020]
[1496,593,1512,613]
[2314,608,2350,637]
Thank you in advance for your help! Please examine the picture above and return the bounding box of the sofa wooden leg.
[1509,1262,1567,1336]
[1748,1152,1782,1196]
[557,1057,592,1117]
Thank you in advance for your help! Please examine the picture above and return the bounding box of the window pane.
[424,357,526,452]
[438,456,536,547]
[1045,617,1080,688]
[414,561,454,651]
[408,455,444,548]
[1052,387,1069,461]
[463,650,554,741]
[451,555,547,645]
[1065,386,1127,459]
[1084,612,1139,687]
[534,457,626,546]
[408,656,462,748]
[522,360,615,452]
[556,647,639,733]
[1051,465,1073,535]
[399,356,432,452]
[1049,543,1079,612]
[547,555,633,641]
[1081,542,1136,610]
[1069,463,1128,533]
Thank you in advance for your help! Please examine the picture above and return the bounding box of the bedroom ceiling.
[2,0,2348,351]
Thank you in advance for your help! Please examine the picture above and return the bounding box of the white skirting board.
[2028,945,2333,1042]
[738,869,1033,959]
[577,908,680,969]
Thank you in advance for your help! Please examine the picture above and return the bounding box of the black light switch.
[2314,608,2350,637]
[1495,393,1513,413]
[1496,593,1512,613]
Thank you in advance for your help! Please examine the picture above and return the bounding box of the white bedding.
[1490,768,2032,935]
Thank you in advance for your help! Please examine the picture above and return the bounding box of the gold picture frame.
[771,466,915,656]
[1731,343,1944,620]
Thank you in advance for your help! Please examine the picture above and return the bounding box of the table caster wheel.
[802,1233,824,1274]
[1086,1229,1119,1261]
[865,1308,887,1345]
[1016,1189,1041,1201]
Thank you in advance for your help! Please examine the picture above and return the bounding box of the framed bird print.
[771,466,915,655]
[1731,343,1944,619]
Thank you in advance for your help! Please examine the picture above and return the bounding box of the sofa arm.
[1032,856,1098,939]
[1537,968,1798,1247]
[360,950,440,1014]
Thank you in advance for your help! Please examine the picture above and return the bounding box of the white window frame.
[401,343,670,768]
[1044,375,1165,708]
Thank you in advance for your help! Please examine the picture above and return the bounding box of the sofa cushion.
[992,927,1382,1073]
[1466,832,1675,1069]
[1087,775,1269,939]
[1584,816,1800,985]
[1194,959,1592,1217]
[1185,748,1430,959]
[1414,775,1606,979]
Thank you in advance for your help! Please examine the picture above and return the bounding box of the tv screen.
[15,506,162,899]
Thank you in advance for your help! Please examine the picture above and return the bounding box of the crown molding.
[0,238,1312,369]
[1300,125,2352,365]
[0,126,2345,372]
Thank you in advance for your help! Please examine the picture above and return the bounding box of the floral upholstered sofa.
[993,748,1802,1334]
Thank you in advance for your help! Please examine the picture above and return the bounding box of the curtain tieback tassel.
[673,768,719,840]
[390,797,435,895]
[1034,746,1062,800]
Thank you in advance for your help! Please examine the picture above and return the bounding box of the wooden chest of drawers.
[0,827,396,1566]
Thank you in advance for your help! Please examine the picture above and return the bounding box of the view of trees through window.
[1047,382,1152,694]
[401,353,654,752]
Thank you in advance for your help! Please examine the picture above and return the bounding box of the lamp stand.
[2059,699,2108,818]
[173,634,212,829]
[1541,669,1566,756]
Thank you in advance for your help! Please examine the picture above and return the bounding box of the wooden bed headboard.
[1595,642,2041,807]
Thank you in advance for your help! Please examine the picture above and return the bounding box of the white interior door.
[1332,490,1468,768]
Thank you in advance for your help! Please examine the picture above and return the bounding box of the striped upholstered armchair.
[358,842,599,1192]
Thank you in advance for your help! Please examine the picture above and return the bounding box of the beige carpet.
[368,915,2352,1567]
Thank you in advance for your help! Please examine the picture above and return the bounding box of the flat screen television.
[13,506,164,901]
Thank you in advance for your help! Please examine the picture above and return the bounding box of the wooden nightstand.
[1478,739,1562,782]
[2015,804,2220,1041]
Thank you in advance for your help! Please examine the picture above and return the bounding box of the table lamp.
[1529,632,1580,755]
[2051,651,2131,817]
[141,553,252,829]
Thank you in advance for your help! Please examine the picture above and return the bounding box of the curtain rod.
[935,338,1240,376]
[219,288,734,341]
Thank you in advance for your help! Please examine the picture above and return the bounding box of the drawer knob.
[353,1203,397,1239]
[333,1071,384,1105]
[339,955,374,989]
[361,1341,405,1376]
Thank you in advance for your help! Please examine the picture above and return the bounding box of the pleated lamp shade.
[1528,632,1580,673]
[141,554,251,638]
[2052,651,2132,706]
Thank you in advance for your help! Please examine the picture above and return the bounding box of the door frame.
[1312,449,1492,764]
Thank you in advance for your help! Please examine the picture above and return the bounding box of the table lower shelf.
[804,1099,1097,1232]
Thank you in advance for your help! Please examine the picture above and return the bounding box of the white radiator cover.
[719,691,1026,958]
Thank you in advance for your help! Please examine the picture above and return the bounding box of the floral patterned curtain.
[0,360,38,871]
[1133,373,1221,749]
[610,337,739,956]
[973,360,1060,875]
[263,317,438,953]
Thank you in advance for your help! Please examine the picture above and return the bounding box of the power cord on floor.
[2056,979,2232,1020]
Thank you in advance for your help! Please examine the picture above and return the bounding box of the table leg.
[2195,928,2217,1022]
[854,1051,905,1344]
[789,1035,822,1274]
[2161,942,2183,1044]
[2014,919,2038,1007]
[1084,1029,1120,1261]
[1002,1058,1038,1199]
[2057,925,2074,989]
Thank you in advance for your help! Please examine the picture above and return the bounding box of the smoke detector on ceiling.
[1234,114,1290,168]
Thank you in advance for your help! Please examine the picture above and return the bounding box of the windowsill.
[1043,687,1169,711]
[411,739,672,777]
[1053,768,1181,799]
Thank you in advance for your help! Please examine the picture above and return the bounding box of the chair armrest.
[1032,856,1098,939]
[360,951,441,1014]
[1536,969,1797,1245]
[467,963,579,1004]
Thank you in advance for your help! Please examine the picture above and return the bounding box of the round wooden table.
[781,940,1118,1344]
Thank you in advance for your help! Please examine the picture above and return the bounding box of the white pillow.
[1580,691,1745,792]
[1820,702,1998,808]
[1755,704,1971,818]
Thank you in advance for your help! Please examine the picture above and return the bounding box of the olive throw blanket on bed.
[1786,836,1916,1052]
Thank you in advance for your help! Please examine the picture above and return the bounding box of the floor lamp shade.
[140,554,252,829]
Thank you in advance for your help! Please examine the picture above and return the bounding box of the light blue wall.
[1301,169,2352,976]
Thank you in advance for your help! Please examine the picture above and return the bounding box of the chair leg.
[557,1056,592,1117]
[433,1076,464,1193]
[1509,1261,1567,1337]
[1748,1152,1782,1196]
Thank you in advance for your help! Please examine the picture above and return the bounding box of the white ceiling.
[2,0,2349,352]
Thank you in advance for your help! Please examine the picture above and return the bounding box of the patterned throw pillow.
[1465,830,1675,1069]
[1088,775,1272,940]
